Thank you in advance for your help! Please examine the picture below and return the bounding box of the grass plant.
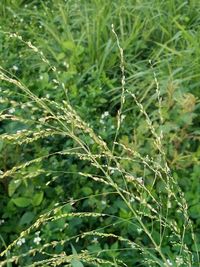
[0,1,200,266]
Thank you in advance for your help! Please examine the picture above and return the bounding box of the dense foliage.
[0,1,200,266]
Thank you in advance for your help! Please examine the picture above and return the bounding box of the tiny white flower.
[100,119,104,125]
[63,62,69,68]
[17,238,25,246]
[39,75,43,80]
[110,169,115,174]
[101,111,109,120]
[35,231,40,236]
[12,65,18,71]
[102,111,109,118]
[101,200,106,205]
[0,219,5,225]
[121,114,126,122]
[92,237,98,243]
[137,228,142,234]
[33,236,41,245]
[9,108,15,114]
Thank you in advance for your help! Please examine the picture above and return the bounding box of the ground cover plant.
[0,0,200,266]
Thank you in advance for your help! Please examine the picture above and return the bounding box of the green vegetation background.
[0,0,199,266]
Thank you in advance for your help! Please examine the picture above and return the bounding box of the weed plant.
[0,1,200,267]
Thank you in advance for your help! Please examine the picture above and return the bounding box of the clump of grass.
[0,20,199,267]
